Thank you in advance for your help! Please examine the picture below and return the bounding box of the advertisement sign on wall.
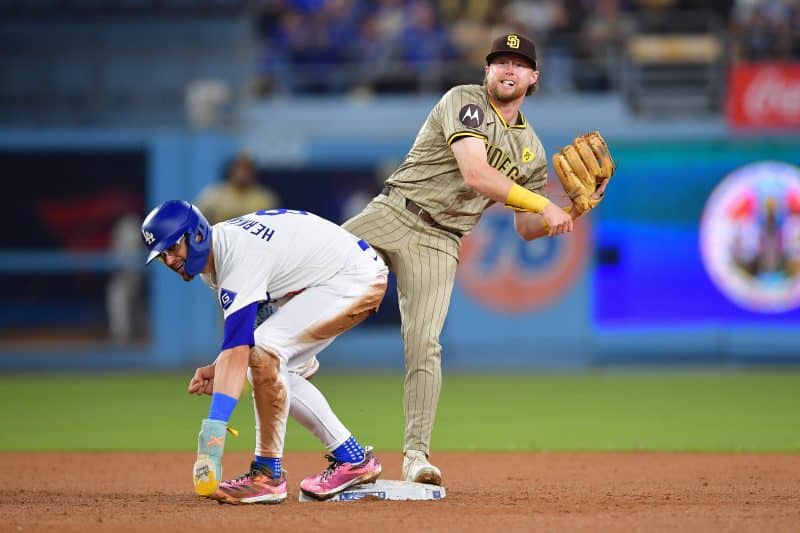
[699,161,800,313]
[726,63,800,128]
[595,140,800,327]
[457,203,590,313]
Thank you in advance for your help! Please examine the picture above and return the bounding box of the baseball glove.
[552,131,615,214]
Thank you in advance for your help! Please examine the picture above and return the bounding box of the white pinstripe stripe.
[343,194,458,455]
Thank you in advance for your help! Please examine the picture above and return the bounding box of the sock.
[332,435,365,464]
[254,456,282,479]
[208,392,237,422]
[288,372,351,450]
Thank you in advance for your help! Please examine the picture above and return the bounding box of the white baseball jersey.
[199,208,378,351]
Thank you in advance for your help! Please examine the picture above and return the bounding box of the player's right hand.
[188,364,216,395]
[541,202,574,237]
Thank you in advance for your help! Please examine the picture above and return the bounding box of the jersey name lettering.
[226,216,276,241]
[485,143,520,179]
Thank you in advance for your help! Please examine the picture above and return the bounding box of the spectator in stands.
[254,0,292,95]
[351,9,400,92]
[372,0,406,42]
[503,0,567,45]
[443,0,512,86]
[734,7,779,60]
[399,1,458,84]
[257,0,761,95]
[500,0,575,91]
[195,152,281,225]
[264,0,364,93]
[358,0,463,92]
[731,0,794,61]
[107,200,145,345]
[790,6,800,58]
[572,0,633,91]
[448,14,492,67]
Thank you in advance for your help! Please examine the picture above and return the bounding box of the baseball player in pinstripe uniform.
[343,33,610,485]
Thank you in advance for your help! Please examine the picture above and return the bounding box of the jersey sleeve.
[221,302,258,350]
[215,248,270,321]
[438,86,489,146]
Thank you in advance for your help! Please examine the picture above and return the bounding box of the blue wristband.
[208,392,238,422]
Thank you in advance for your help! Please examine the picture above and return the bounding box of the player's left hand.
[593,176,611,202]
[188,364,215,395]
[552,130,615,215]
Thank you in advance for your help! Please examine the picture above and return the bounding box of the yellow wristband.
[504,183,550,213]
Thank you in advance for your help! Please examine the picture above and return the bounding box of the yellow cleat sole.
[193,457,220,496]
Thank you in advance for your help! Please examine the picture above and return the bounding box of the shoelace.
[320,455,346,481]
[230,462,271,485]
[319,452,369,481]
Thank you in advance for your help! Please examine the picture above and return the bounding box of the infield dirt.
[2,451,799,532]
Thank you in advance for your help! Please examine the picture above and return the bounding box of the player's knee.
[250,346,288,408]
[249,346,282,386]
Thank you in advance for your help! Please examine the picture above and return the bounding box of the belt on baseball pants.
[381,185,463,238]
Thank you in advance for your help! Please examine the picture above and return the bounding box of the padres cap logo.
[486,33,537,69]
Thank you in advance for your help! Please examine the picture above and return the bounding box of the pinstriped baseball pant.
[343,187,460,456]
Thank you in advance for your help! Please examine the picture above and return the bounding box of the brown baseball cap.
[486,33,537,69]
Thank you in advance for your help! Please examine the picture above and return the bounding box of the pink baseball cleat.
[299,446,382,500]
[210,461,287,505]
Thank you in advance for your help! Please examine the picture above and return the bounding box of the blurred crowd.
[731,0,800,61]
[252,0,800,95]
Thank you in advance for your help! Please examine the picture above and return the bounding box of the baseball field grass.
[2,370,799,452]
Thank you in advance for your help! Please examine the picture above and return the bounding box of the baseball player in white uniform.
[141,200,387,503]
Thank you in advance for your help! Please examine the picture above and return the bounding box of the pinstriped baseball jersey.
[386,84,548,235]
[343,83,551,460]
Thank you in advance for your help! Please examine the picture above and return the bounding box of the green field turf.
[2,371,799,452]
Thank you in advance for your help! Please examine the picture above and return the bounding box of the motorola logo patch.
[459,104,484,128]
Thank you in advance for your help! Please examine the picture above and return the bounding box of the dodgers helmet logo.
[700,161,800,312]
[458,203,590,313]
[142,230,155,245]
[219,288,237,310]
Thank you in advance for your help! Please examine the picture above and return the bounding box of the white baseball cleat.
[402,451,442,485]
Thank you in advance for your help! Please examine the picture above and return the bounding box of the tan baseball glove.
[552,131,616,214]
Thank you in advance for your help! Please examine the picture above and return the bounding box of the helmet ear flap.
[183,204,212,276]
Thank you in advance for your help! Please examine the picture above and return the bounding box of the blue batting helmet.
[141,200,211,276]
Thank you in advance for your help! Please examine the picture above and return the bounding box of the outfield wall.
[2,95,800,370]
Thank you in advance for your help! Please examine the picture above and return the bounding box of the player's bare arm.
[514,177,610,240]
[211,345,250,399]
[451,136,573,236]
